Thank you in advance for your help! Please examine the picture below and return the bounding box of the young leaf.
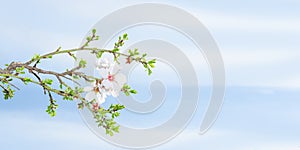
[42,79,53,85]
[79,59,87,68]
[96,51,104,58]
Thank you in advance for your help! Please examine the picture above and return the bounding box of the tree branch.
[0,30,156,136]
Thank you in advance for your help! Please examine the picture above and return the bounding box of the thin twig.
[30,70,46,95]
[5,82,20,90]
[0,84,8,92]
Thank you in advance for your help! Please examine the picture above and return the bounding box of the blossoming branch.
[0,29,156,136]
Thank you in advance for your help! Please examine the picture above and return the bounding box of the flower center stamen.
[93,87,100,93]
[108,74,114,81]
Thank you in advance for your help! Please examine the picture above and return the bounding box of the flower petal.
[85,92,96,101]
[96,58,110,69]
[110,89,119,97]
[112,82,121,92]
[115,73,127,86]
[98,68,109,78]
[111,64,121,75]
[104,88,113,96]
[83,86,93,92]
[96,92,106,104]
[102,79,113,89]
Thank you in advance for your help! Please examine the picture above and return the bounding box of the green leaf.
[42,79,53,85]
[147,68,152,76]
[149,63,155,68]
[46,101,58,117]
[106,129,114,136]
[148,59,156,64]
[112,126,120,133]
[112,48,119,52]
[124,91,130,96]
[96,51,104,58]
[133,49,139,55]
[123,33,128,40]
[78,102,84,109]
[75,86,84,93]
[92,29,97,34]
[129,90,137,94]
[31,54,41,61]
[63,87,76,100]
[122,84,137,96]
[2,85,14,100]
[112,112,120,119]
[23,77,32,85]
[143,63,148,69]
[79,59,87,68]
[15,66,25,73]
[86,36,92,41]
[72,75,79,79]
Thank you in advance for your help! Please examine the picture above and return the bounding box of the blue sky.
[0,0,300,150]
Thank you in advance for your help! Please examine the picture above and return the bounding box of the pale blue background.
[0,0,300,150]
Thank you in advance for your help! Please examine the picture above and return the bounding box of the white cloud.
[0,23,80,52]
[195,10,300,33]
[0,110,299,150]
[0,111,115,150]
[145,128,300,150]
[1,1,299,89]
[273,77,300,88]
[222,48,300,67]
[33,0,137,20]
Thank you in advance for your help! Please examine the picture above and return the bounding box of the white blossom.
[97,59,127,97]
[83,82,107,104]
